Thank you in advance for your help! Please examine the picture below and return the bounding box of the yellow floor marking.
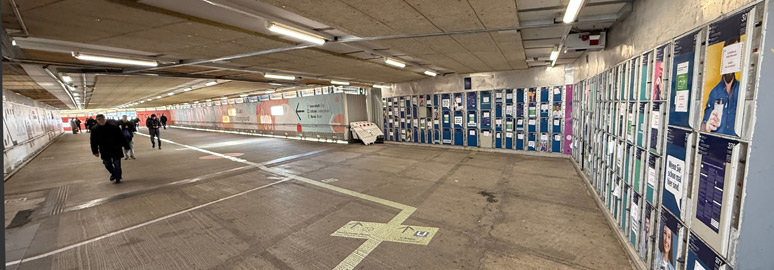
[331,221,438,245]
[137,133,437,270]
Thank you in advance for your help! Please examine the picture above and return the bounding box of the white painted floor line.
[5,178,290,267]
[9,133,420,269]
[139,133,422,270]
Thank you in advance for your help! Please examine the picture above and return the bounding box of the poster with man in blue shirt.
[700,38,741,136]
[700,8,750,137]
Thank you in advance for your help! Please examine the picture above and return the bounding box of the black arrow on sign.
[295,103,304,120]
[349,222,364,229]
[399,226,415,233]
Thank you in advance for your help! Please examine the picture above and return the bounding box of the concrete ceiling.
[1,0,631,109]
[1,63,66,108]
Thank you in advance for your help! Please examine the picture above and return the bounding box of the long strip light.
[72,52,158,67]
[424,70,437,77]
[62,75,72,83]
[267,23,326,45]
[384,58,406,68]
[373,84,391,89]
[264,73,296,80]
[205,81,218,86]
[563,0,585,24]
[550,50,560,61]
[168,92,175,96]
[331,80,349,85]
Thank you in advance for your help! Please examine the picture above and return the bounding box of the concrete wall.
[384,67,566,97]
[3,90,63,177]
[572,0,759,81]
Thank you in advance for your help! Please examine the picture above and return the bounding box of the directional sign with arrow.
[295,103,305,121]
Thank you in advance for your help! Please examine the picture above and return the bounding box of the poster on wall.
[640,52,650,101]
[669,30,701,128]
[686,233,727,270]
[690,134,740,253]
[656,209,683,270]
[564,85,573,155]
[699,8,753,137]
[639,202,654,261]
[662,127,692,219]
[653,44,669,100]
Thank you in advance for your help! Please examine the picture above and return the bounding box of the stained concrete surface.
[4,127,634,269]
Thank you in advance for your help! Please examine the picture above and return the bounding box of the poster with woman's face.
[658,209,682,270]
[700,8,751,136]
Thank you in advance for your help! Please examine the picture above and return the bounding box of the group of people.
[89,113,167,184]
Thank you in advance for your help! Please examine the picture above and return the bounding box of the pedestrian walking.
[74,118,82,133]
[146,114,162,149]
[160,114,168,130]
[70,119,79,134]
[119,115,137,160]
[85,117,96,133]
[90,114,129,184]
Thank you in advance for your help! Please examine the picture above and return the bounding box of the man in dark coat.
[90,114,129,183]
[146,114,162,149]
[160,114,168,130]
[84,117,96,133]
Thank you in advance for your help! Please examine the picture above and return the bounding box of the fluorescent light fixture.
[156,96,162,99]
[11,40,16,46]
[550,50,559,61]
[206,99,212,102]
[62,76,72,83]
[331,80,349,85]
[384,58,406,68]
[265,90,276,94]
[147,98,152,101]
[563,0,584,24]
[269,83,282,86]
[168,92,175,96]
[424,70,437,77]
[546,66,552,71]
[205,81,218,86]
[267,23,325,45]
[221,97,228,100]
[72,93,80,96]
[239,94,249,97]
[183,87,192,91]
[194,101,199,103]
[373,84,391,89]
[264,73,296,80]
[72,52,158,67]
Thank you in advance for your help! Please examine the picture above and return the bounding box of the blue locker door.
[453,128,464,146]
[467,129,478,147]
[443,129,451,145]
[516,132,524,150]
[528,133,536,151]
[413,128,419,143]
[505,132,513,149]
[495,132,502,148]
[427,130,433,144]
[540,118,548,132]
[552,133,562,152]
[420,129,425,143]
[435,130,441,144]
[553,117,561,133]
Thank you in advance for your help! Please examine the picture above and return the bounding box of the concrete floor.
[4,127,634,270]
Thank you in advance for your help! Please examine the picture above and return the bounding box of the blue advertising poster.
[696,134,737,233]
[669,30,700,128]
[466,92,477,110]
[686,233,726,270]
[663,127,690,218]
[656,209,683,270]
